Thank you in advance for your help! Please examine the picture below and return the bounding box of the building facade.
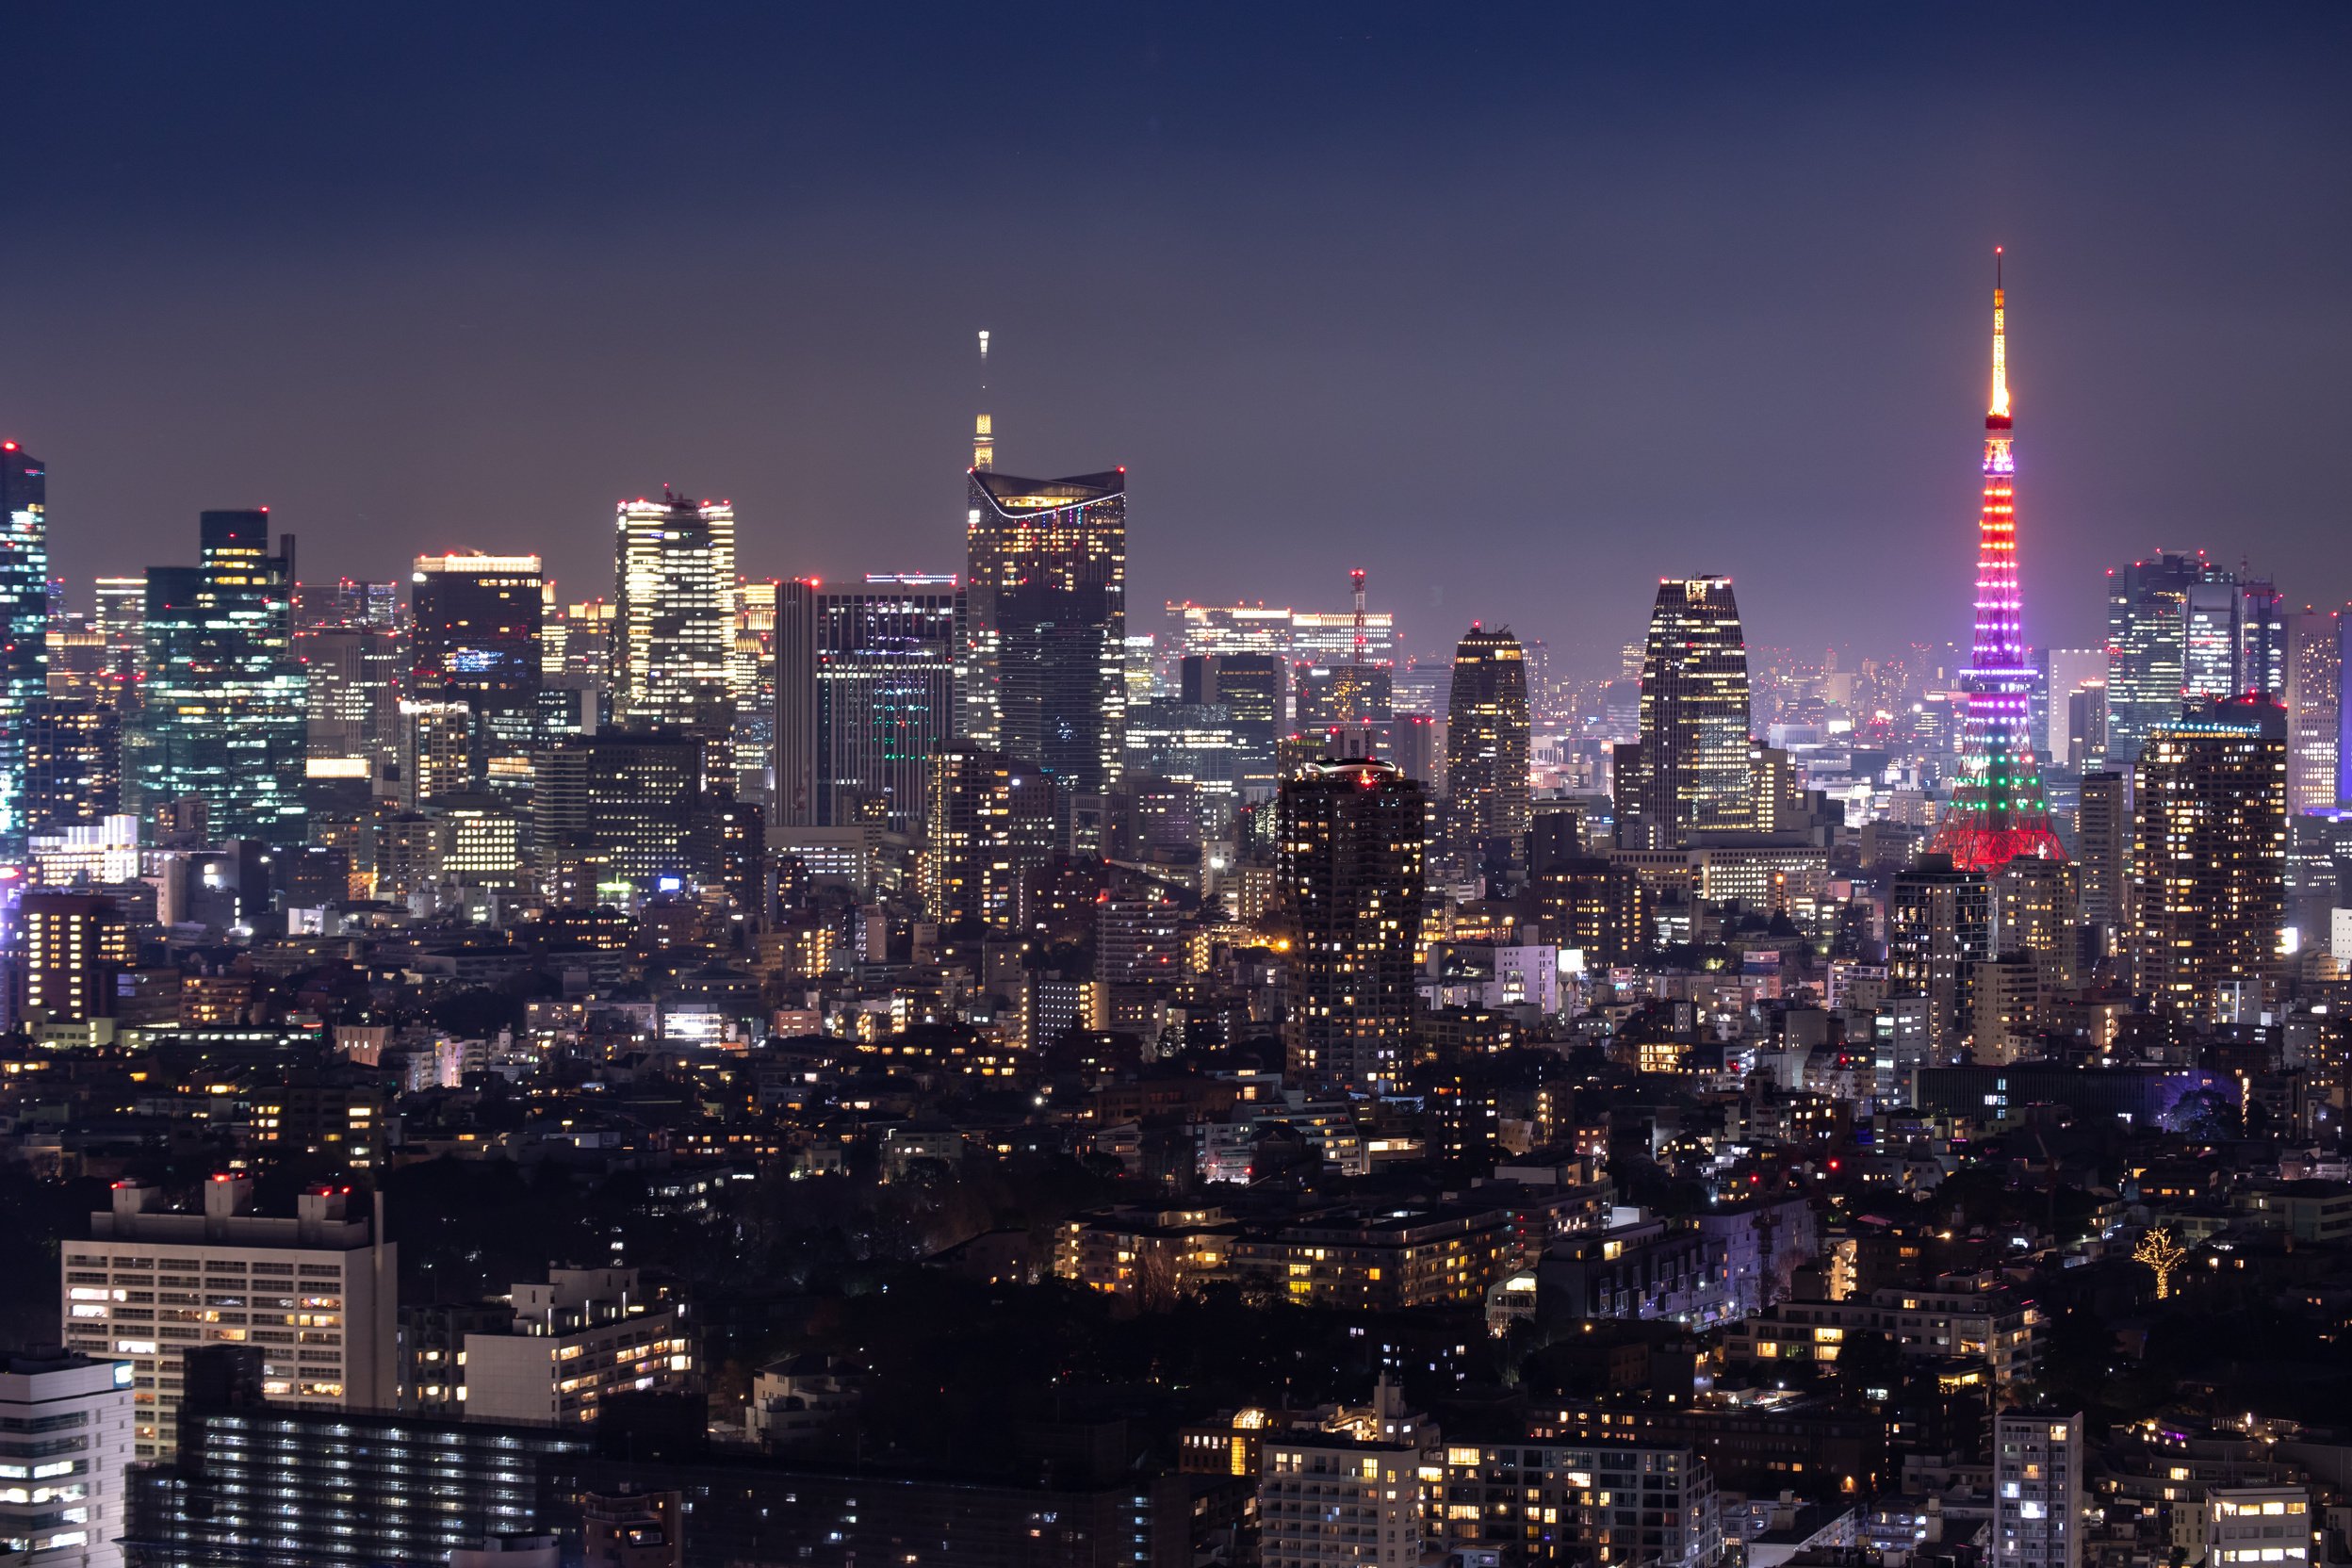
[612,489,737,784]
[133,512,306,842]
[1444,624,1532,877]
[1,443,50,855]
[0,1348,135,1568]
[62,1179,394,1462]
[1619,578,1754,850]
[1280,760,1427,1094]
[963,467,1127,794]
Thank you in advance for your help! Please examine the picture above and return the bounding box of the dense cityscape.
[4,9,2352,1568]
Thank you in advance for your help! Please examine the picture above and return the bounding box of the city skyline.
[6,6,2350,671]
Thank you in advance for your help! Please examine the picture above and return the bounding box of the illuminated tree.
[2133,1228,2187,1298]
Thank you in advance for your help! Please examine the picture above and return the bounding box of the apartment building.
[0,1348,135,1568]
[461,1268,694,1425]
[60,1178,393,1461]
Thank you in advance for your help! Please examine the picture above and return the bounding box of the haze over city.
[6,3,2349,666]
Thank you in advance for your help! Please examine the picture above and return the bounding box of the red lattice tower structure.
[1931,250,2067,872]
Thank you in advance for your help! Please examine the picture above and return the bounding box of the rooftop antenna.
[972,331,994,471]
[1350,569,1368,665]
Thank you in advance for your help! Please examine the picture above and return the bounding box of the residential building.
[61,1178,394,1461]
[1280,760,1427,1094]
[0,1348,135,1568]
[1993,1409,2083,1568]
[1618,578,1754,849]
[460,1267,693,1426]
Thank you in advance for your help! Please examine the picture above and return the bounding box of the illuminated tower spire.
[1932,249,2066,872]
[972,329,994,471]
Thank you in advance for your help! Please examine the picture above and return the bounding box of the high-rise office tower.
[2076,772,2129,939]
[22,697,122,834]
[803,576,962,835]
[2040,647,2107,764]
[1993,1410,2084,1568]
[921,744,1058,932]
[1442,624,1531,875]
[533,729,705,907]
[2238,578,2286,700]
[2129,699,2288,1022]
[963,466,1127,795]
[2284,609,2342,814]
[411,554,543,799]
[732,577,780,802]
[2066,682,2109,774]
[1931,258,2066,873]
[0,442,49,854]
[1888,854,1991,1054]
[2182,572,2244,701]
[2104,549,2209,764]
[1279,759,1426,1094]
[1617,576,1753,849]
[134,511,306,843]
[93,573,147,694]
[612,488,738,785]
[294,580,403,787]
[1182,653,1283,793]
[773,578,820,828]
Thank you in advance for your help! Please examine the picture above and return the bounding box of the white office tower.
[61,1177,394,1461]
[1995,1409,2084,1568]
[0,1349,134,1568]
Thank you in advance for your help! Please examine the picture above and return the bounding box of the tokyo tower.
[1931,250,2066,872]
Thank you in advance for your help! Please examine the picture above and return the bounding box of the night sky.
[8,4,2348,671]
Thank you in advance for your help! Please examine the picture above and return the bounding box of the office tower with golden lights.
[132,511,307,843]
[22,697,122,835]
[612,488,738,785]
[2128,698,2288,1022]
[1617,576,1754,850]
[411,553,544,800]
[0,441,48,853]
[2075,771,2130,941]
[922,744,1058,932]
[1279,760,1426,1094]
[1442,624,1531,877]
[963,467,1127,797]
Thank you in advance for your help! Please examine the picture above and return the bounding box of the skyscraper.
[1442,624,1531,875]
[1931,256,2066,874]
[533,728,705,906]
[2076,771,2130,939]
[0,441,49,854]
[612,488,738,784]
[295,580,403,789]
[2238,577,2286,700]
[2284,609,2342,815]
[1617,576,1753,850]
[133,511,306,843]
[921,744,1058,932]
[2182,572,2243,701]
[963,466,1127,796]
[2104,549,2209,764]
[1280,760,1426,1094]
[2129,699,2288,1022]
[22,697,122,835]
[1888,854,1991,1055]
[810,576,962,835]
[411,553,544,798]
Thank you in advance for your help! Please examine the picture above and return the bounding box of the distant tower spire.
[1931,247,2066,873]
[1350,568,1368,665]
[1988,247,2010,420]
[972,330,994,471]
